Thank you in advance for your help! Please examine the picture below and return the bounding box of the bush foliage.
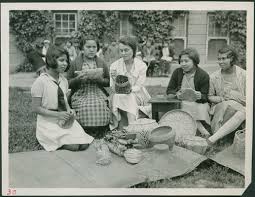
[10,10,247,71]
[213,11,247,68]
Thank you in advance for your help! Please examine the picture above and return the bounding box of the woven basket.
[115,75,132,94]
[124,118,159,148]
[232,129,245,159]
[124,148,143,164]
[159,109,197,143]
[148,126,176,151]
[178,88,197,102]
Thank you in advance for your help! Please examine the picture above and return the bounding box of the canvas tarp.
[9,144,207,188]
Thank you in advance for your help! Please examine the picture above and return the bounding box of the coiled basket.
[115,75,132,94]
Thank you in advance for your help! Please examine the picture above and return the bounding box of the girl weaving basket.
[110,35,152,130]
[31,45,94,151]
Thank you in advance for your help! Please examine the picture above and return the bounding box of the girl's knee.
[79,144,89,151]
[235,111,246,120]
[62,144,80,151]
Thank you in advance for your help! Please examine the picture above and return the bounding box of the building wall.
[9,33,25,73]
[187,11,208,66]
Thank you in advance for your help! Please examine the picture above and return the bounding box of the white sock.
[208,111,245,143]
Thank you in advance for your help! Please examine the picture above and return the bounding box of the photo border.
[1,1,254,196]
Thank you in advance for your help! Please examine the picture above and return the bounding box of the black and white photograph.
[1,1,254,196]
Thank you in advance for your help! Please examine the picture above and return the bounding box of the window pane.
[173,39,184,58]
[173,16,185,37]
[208,15,228,37]
[55,28,61,33]
[63,22,68,29]
[62,29,69,33]
[55,14,61,20]
[208,39,227,61]
[70,21,75,28]
[69,14,75,20]
[70,28,75,33]
[55,22,61,28]
[62,14,68,20]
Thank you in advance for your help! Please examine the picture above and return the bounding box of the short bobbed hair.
[46,45,70,72]
[119,35,138,58]
[218,45,238,65]
[178,47,200,66]
[79,35,100,52]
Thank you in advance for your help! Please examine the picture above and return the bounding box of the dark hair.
[46,45,70,72]
[119,35,138,58]
[178,48,200,66]
[146,38,154,45]
[66,40,73,45]
[218,45,238,65]
[79,35,100,52]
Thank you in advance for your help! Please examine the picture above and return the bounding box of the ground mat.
[209,145,245,176]
[9,144,207,188]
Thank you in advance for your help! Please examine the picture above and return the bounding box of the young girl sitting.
[31,45,94,151]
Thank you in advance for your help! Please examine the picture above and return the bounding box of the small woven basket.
[232,129,245,159]
[115,75,132,94]
[124,148,143,164]
[124,118,159,148]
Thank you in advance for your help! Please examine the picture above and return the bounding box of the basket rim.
[115,80,131,88]
[158,109,197,139]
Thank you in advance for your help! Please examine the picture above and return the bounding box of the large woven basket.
[232,129,245,159]
[159,109,197,143]
[124,118,159,148]
[115,75,132,94]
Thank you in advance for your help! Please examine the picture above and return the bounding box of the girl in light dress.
[207,46,246,145]
[110,35,151,130]
[31,45,94,151]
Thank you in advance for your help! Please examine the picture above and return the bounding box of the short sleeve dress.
[31,73,94,151]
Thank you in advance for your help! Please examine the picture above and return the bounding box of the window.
[54,12,77,36]
[207,14,229,61]
[172,15,187,58]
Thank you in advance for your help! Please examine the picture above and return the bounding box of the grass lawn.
[8,86,245,188]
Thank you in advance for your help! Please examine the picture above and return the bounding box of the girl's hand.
[76,70,88,82]
[58,111,72,121]
[176,90,182,100]
[110,69,117,80]
[69,109,76,117]
[194,91,202,100]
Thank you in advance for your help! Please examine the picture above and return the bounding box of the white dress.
[31,73,94,151]
[109,58,152,130]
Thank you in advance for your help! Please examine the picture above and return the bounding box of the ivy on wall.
[129,10,187,42]
[77,10,119,42]
[9,10,54,52]
[213,11,246,68]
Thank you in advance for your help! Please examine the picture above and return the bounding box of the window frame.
[206,13,229,62]
[53,12,77,37]
[172,14,187,48]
